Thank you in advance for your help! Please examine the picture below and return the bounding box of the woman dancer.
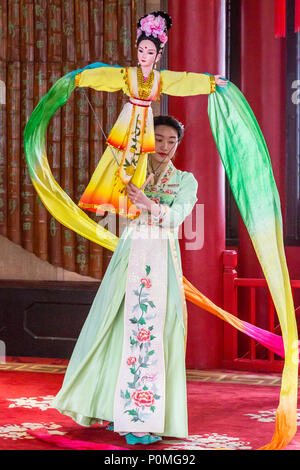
[51,114,200,445]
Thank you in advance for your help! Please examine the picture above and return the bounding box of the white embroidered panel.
[114,225,168,433]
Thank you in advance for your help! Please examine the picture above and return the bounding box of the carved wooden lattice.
[0,0,146,279]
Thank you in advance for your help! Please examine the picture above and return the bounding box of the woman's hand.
[214,75,228,87]
[127,181,161,217]
[127,182,151,210]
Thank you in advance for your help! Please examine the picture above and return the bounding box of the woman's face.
[152,125,179,164]
[137,39,159,69]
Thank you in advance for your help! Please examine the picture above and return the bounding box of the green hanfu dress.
[51,159,198,438]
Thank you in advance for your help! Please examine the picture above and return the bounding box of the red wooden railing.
[222,250,300,372]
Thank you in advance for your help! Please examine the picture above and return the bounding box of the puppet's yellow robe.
[75,65,214,218]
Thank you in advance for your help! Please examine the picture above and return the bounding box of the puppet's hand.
[214,75,228,87]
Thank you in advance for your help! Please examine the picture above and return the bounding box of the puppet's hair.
[136,11,172,53]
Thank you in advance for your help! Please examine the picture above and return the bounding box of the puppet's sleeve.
[75,66,126,92]
[160,70,215,96]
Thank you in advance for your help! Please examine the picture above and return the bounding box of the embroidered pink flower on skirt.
[140,278,152,288]
[137,328,151,342]
[131,389,155,408]
[126,356,137,366]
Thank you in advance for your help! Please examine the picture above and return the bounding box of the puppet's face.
[137,39,160,69]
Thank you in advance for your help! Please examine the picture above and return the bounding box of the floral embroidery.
[127,357,137,366]
[160,177,168,184]
[120,264,160,423]
[123,115,142,174]
[162,433,252,450]
[140,277,152,288]
[131,389,155,408]
[244,409,300,425]
[137,328,151,342]
[149,196,161,204]
[125,165,135,176]
[144,161,178,214]
[145,161,176,193]
[7,396,55,411]
[0,422,64,440]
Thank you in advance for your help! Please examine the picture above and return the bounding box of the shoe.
[125,433,162,445]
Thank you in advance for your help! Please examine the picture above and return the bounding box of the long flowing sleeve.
[157,172,198,229]
[160,70,215,96]
[75,66,126,93]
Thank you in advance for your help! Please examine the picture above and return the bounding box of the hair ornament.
[136,11,172,49]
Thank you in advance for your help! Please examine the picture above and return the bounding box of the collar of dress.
[146,160,176,191]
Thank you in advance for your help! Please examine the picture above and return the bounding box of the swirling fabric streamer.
[24,64,120,253]
[24,68,298,450]
[208,82,298,450]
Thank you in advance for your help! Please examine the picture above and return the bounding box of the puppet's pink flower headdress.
[137,14,168,46]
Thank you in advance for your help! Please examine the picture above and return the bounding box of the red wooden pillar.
[168,1,226,368]
[238,0,286,281]
[223,250,238,362]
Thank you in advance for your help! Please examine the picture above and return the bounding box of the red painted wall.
[238,0,286,281]
[224,2,300,334]
[168,0,226,368]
